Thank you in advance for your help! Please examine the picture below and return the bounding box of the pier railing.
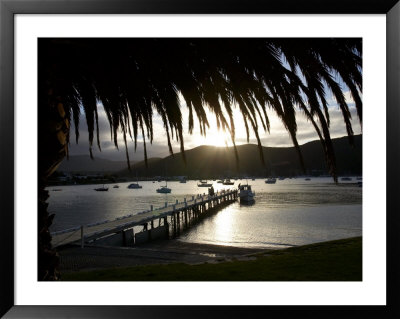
[51,188,238,248]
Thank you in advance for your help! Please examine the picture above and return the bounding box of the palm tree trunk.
[38,89,69,280]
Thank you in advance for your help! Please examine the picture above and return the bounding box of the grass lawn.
[61,237,362,281]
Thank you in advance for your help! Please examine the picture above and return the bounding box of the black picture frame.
[1,0,399,318]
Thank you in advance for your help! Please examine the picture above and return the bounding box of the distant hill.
[57,155,134,173]
[118,135,362,178]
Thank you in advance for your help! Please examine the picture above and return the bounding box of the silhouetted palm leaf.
[39,38,362,182]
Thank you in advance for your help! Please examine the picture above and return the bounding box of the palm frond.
[38,38,362,181]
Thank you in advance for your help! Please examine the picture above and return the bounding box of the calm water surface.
[47,177,362,249]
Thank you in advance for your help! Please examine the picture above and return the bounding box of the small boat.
[223,179,235,185]
[251,178,255,181]
[278,177,285,181]
[265,178,276,184]
[94,185,108,191]
[305,178,311,181]
[157,164,171,192]
[238,184,255,202]
[217,180,224,183]
[127,182,142,189]
[128,169,142,188]
[179,179,187,183]
[157,178,171,193]
[198,180,213,187]
[340,177,352,181]
[156,186,171,193]
[52,189,62,192]
[113,185,119,188]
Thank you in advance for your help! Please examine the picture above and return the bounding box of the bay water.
[47,177,362,249]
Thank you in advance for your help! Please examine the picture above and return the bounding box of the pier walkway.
[51,188,238,248]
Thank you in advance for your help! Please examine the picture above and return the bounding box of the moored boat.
[179,178,187,183]
[223,179,235,185]
[198,180,213,187]
[265,178,276,184]
[156,186,171,193]
[157,179,171,193]
[94,185,108,191]
[127,182,142,189]
[238,184,255,202]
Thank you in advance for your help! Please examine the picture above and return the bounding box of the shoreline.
[59,239,268,273]
[60,236,362,281]
[59,236,359,274]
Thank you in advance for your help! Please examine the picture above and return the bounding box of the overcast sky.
[67,90,362,162]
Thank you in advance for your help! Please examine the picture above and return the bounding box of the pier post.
[164,216,169,238]
[173,213,177,238]
[80,225,84,248]
[150,205,153,211]
[177,211,180,235]
[165,202,168,208]
[184,209,188,229]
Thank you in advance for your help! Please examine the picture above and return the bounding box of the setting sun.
[187,107,250,148]
[194,129,231,147]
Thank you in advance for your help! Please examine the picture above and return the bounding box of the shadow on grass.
[61,237,362,281]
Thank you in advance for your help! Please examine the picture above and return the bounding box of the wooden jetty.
[51,189,238,248]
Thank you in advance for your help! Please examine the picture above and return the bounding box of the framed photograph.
[1,0,399,318]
